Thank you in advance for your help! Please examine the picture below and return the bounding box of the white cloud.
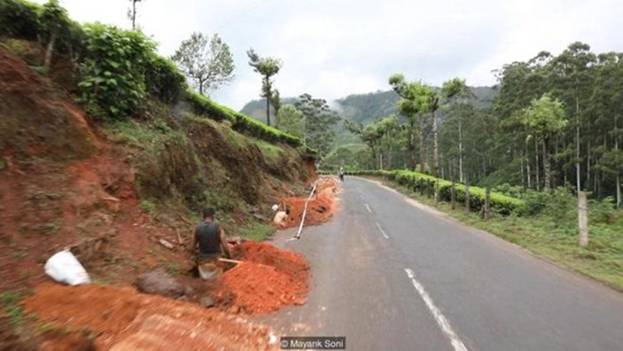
[37,0,623,109]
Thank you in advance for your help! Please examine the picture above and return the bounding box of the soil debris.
[280,177,339,228]
[22,283,277,350]
[220,241,310,314]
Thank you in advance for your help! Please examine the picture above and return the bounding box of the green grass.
[2,291,24,329]
[374,176,623,291]
[103,119,182,149]
[239,221,275,241]
[252,138,283,164]
[140,199,157,214]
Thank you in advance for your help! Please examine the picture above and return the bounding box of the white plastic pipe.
[295,179,319,239]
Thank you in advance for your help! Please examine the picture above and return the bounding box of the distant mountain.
[240,87,497,126]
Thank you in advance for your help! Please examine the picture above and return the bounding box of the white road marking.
[404,268,469,351]
[364,203,372,213]
[375,222,390,239]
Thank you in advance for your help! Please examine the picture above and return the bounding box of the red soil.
[221,241,310,314]
[0,48,191,292]
[280,177,339,229]
[23,283,277,350]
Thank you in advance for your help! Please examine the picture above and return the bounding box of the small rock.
[159,239,174,249]
[135,268,185,298]
[252,213,266,221]
[200,296,215,308]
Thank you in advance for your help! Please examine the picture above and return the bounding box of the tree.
[128,0,143,30]
[41,0,69,70]
[376,115,400,169]
[276,104,304,139]
[295,94,340,157]
[389,74,424,170]
[591,53,623,206]
[549,42,596,192]
[521,95,567,190]
[172,33,234,96]
[270,89,282,118]
[442,78,471,182]
[247,49,282,126]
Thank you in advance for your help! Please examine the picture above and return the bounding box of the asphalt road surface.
[266,176,623,351]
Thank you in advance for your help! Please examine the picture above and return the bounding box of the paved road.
[266,176,623,351]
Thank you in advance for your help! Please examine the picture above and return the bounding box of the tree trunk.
[379,153,383,170]
[451,180,456,210]
[464,180,470,213]
[432,109,439,177]
[131,0,137,29]
[458,119,464,183]
[419,118,425,172]
[371,147,377,170]
[265,94,271,126]
[614,116,621,208]
[409,122,417,170]
[44,32,56,70]
[482,186,491,220]
[543,138,551,190]
[526,143,531,189]
[535,140,540,191]
[617,175,621,209]
[553,138,559,188]
[586,140,591,190]
[520,144,526,189]
[578,191,588,247]
[575,94,581,192]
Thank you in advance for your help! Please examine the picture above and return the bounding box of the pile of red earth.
[221,241,310,314]
[281,177,338,229]
[23,283,277,350]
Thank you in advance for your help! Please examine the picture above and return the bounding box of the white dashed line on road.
[364,203,372,213]
[375,222,390,239]
[404,268,468,351]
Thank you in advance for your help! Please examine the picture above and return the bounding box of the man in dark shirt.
[190,208,231,279]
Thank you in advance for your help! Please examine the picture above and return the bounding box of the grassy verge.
[239,221,275,241]
[369,176,623,291]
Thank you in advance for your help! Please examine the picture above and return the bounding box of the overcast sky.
[38,0,623,109]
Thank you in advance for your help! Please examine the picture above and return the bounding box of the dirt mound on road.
[221,241,309,314]
[281,177,339,228]
[23,283,276,350]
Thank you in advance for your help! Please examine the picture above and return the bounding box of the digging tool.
[218,258,242,264]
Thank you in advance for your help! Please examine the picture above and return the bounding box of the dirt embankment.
[0,44,316,349]
[23,283,277,350]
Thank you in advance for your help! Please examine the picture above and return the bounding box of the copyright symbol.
[280,339,289,348]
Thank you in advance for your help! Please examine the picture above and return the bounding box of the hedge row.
[186,91,302,147]
[345,169,526,216]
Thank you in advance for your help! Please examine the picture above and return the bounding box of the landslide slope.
[0,46,312,292]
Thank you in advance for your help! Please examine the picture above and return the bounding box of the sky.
[37,0,623,109]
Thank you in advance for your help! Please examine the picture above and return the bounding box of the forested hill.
[240,97,297,124]
[240,86,497,126]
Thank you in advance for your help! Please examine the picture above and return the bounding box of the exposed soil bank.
[23,283,276,350]
[280,177,339,228]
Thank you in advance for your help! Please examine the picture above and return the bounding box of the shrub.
[185,90,302,147]
[78,24,155,119]
[347,169,526,215]
[145,55,186,104]
[0,0,41,40]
